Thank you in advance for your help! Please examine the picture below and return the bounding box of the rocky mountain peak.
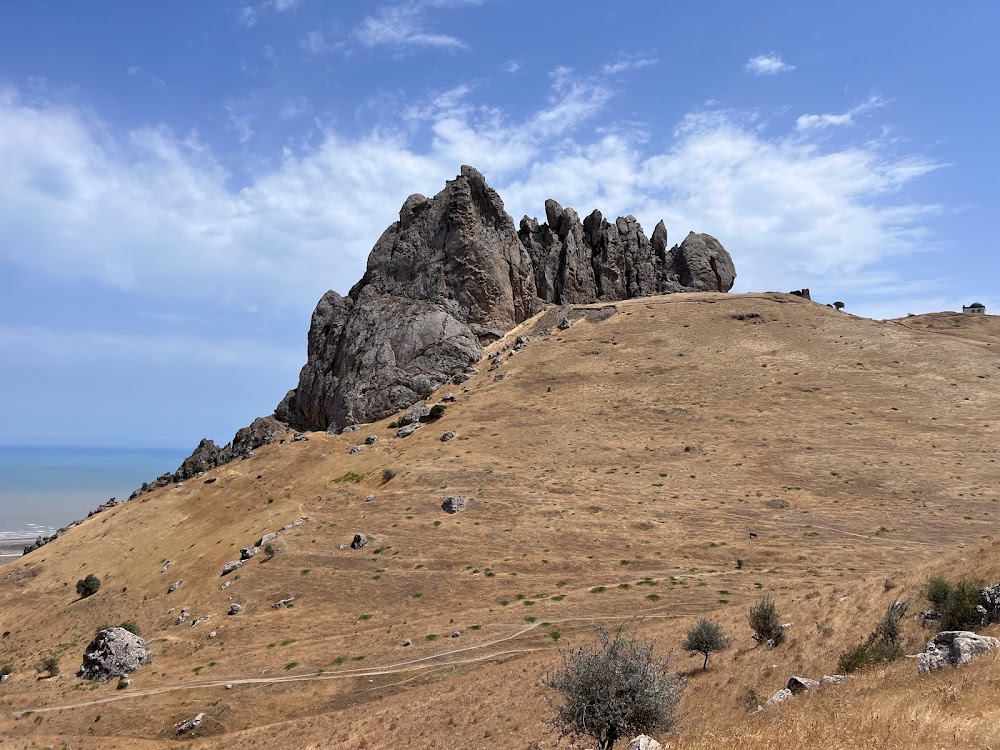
[134,166,737,495]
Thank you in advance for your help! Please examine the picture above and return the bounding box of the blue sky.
[1,0,997,448]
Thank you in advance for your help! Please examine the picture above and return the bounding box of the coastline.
[0,538,31,565]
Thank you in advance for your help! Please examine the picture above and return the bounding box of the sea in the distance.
[0,444,188,541]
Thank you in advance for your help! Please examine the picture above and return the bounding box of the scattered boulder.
[512,335,529,352]
[229,604,242,616]
[441,431,456,442]
[402,639,412,647]
[365,494,376,502]
[349,445,363,455]
[351,534,368,550]
[399,402,431,426]
[175,713,204,735]
[208,631,217,639]
[451,631,461,638]
[441,495,467,514]
[396,423,421,438]
[221,560,243,576]
[440,393,457,403]
[493,373,505,382]
[78,627,148,681]
[204,477,217,484]
[557,317,572,330]
[341,424,360,434]
[258,532,278,547]
[1,673,10,683]
[240,546,258,560]
[918,631,1000,674]
[221,581,233,590]
[292,432,308,442]
[167,580,182,594]
[765,688,793,707]
[627,736,662,750]
[978,583,1000,626]
[364,435,380,445]
[273,597,295,609]
[786,676,820,694]
[161,561,171,573]
[821,674,846,686]
[283,518,305,530]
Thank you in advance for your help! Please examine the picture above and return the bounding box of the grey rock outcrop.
[276,167,541,433]
[918,631,1000,674]
[131,416,287,499]
[399,402,431,426]
[765,688,793,707]
[977,584,1000,626]
[351,533,368,550]
[518,205,735,304]
[222,560,243,576]
[396,423,421,438]
[786,676,820,694]
[442,495,467,514]
[175,713,204,735]
[276,167,736,434]
[627,736,663,750]
[78,627,147,681]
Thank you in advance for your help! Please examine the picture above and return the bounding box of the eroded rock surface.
[79,628,147,681]
[918,631,1000,673]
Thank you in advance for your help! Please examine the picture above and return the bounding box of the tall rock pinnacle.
[275,166,542,431]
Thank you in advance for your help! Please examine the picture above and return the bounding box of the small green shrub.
[682,617,731,670]
[40,656,59,677]
[923,576,984,631]
[76,574,101,598]
[748,596,783,645]
[428,404,446,420]
[381,468,397,484]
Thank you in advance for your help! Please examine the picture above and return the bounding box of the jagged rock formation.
[275,166,541,432]
[128,416,287,500]
[519,201,734,303]
[278,166,736,432]
[126,165,736,496]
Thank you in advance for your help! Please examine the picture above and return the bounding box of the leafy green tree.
[546,624,684,749]
[682,617,731,670]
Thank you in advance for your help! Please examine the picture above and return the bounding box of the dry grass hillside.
[1,293,998,749]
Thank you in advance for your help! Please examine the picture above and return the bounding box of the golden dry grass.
[0,293,998,749]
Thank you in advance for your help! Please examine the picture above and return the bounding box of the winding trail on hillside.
[11,608,699,718]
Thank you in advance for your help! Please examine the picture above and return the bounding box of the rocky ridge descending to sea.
[119,165,736,507]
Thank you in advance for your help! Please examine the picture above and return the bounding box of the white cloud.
[279,96,313,120]
[796,94,886,130]
[601,54,658,75]
[745,53,795,76]
[238,5,257,27]
[225,103,255,142]
[0,323,299,370]
[239,0,299,27]
[354,0,481,51]
[126,66,166,88]
[502,60,522,74]
[0,79,944,320]
[300,30,330,55]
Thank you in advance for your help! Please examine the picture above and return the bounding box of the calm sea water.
[0,445,187,540]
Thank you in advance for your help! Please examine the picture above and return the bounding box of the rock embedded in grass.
[441,495,467,514]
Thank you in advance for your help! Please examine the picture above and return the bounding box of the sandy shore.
[0,538,32,565]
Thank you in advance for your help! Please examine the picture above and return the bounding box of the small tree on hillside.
[76,574,101,598]
[682,617,731,671]
[748,596,783,646]
[833,301,845,311]
[546,624,684,750]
